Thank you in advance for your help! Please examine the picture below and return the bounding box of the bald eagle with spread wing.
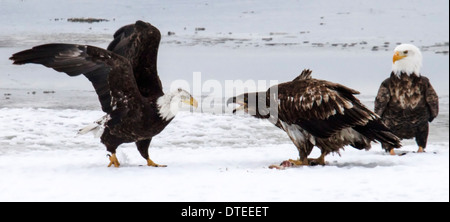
[375,44,439,155]
[228,69,401,169]
[10,21,198,167]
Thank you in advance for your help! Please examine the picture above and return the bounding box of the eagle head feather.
[392,43,422,77]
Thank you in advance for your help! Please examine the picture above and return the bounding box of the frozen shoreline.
[0,99,448,201]
[1,0,448,52]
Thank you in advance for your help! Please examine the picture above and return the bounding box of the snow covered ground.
[0,0,448,202]
[0,92,448,202]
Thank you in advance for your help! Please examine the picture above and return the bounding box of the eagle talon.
[388,149,407,156]
[417,146,425,153]
[281,160,295,167]
[307,153,326,166]
[269,159,310,169]
[147,158,167,167]
[287,158,310,166]
[107,153,120,167]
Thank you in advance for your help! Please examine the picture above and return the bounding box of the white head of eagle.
[392,43,423,76]
[157,88,198,121]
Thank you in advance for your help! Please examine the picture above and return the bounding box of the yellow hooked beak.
[393,51,407,64]
[183,96,198,108]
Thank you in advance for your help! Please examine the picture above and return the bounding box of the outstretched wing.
[9,44,141,120]
[272,78,399,147]
[107,20,163,98]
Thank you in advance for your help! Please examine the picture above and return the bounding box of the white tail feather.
[77,122,99,135]
[77,115,109,138]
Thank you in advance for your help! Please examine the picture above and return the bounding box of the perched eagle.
[375,43,439,155]
[228,69,401,169]
[10,20,198,167]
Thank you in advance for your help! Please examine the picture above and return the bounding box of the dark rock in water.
[67,18,109,23]
[168,31,176,36]
[195,27,206,31]
[312,43,324,47]
[436,51,449,55]
[43,90,56,94]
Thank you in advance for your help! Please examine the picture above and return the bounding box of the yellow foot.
[307,153,326,166]
[268,159,309,170]
[307,157,326,166]
[389,149,396,156]
[388,149,407,156]
[107,153,120,167]
[147,158,167,167]
[417,146,424,153]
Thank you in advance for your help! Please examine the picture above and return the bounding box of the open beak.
[226,97,247,114]
[393,51,407,64]
[183,96,198,108]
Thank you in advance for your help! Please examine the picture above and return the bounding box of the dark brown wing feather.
[107,20,163,98]
[10,44,113,112]
[292,69,313,81]
[9,43,142,125]
[272,77,400,147]
[107,23,136,55]
[375,74,439,123]
[275,79,364,136]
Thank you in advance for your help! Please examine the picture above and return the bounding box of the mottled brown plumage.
[9,21,197,167]
[228,69,401,168]
[375,73,439,152]
[375,44,439,154]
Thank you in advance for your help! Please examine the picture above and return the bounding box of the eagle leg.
[107,153,120,167]
[417,146,424,153]
[136,139,167,167]
[307,152,327,166]
[382,142,402,156]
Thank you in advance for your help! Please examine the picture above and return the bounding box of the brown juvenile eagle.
[228,69,401,169]
[10,20,198,167]
[375,43,439,155]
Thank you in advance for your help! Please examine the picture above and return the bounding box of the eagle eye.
[403,50,408,54]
